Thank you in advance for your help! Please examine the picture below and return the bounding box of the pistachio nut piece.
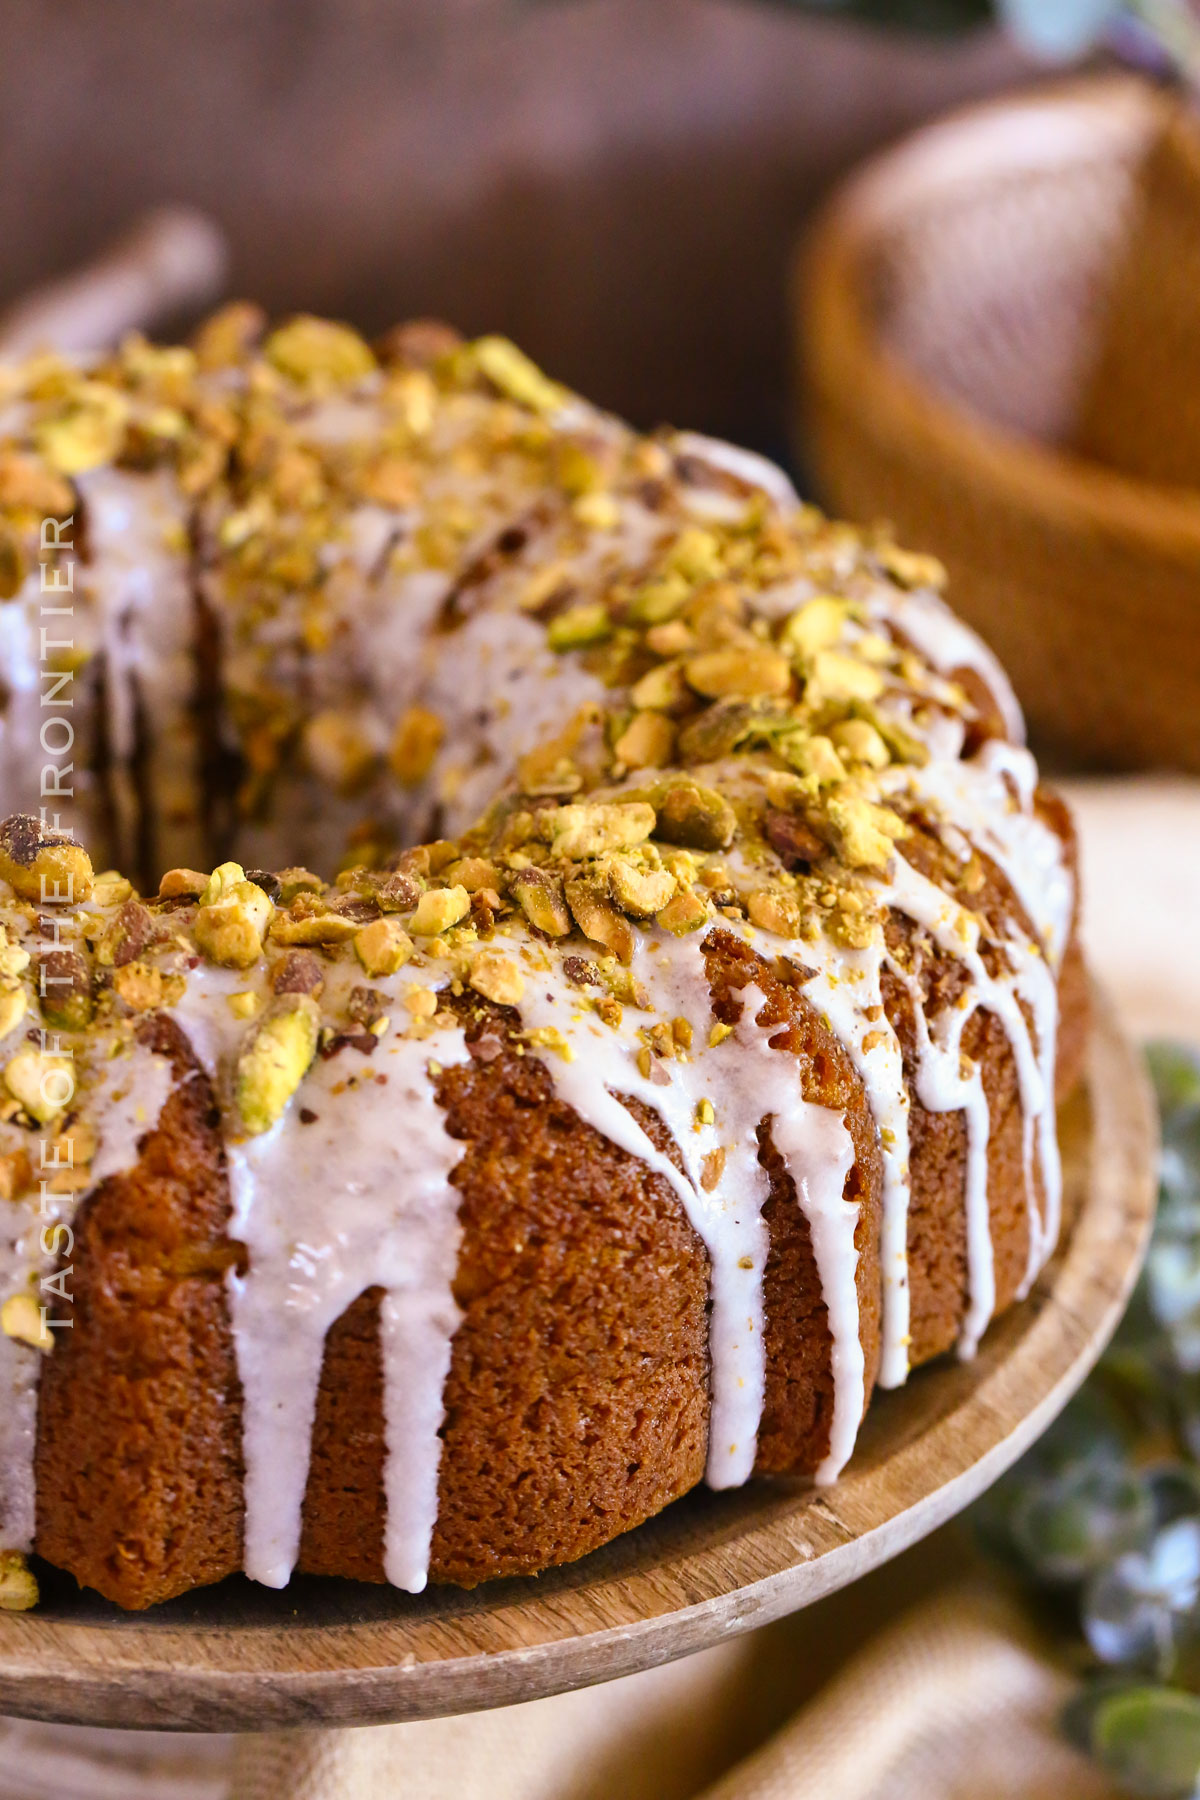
[236,995,320,1136]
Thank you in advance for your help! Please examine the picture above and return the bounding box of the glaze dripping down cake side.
[0,315,1087,1610]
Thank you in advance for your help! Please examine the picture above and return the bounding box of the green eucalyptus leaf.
[1084,1519,1200,1677]
[1085,1558,1178,1673]
[1161,1120,1200,1233]
[1147,1242,1200,1336]
[1029,1388,1131,1479]
[978,1036,1200,1790]
[1146,1044,1200,1123]
[1009,1463,1154,1584]
[1091,1685,1200,1797]
[1145,1464,1200,1533]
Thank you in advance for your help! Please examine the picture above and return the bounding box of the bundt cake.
[0,312,1088,1611]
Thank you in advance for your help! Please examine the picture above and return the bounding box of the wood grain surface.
[0,981,1156,1733]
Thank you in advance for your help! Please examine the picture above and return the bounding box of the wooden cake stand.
[0,982,1157,1731]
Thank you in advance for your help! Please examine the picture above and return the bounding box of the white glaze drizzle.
[74,465,199,875]
[880,854,1060,1353]
[775,933,913,1391]
[879,740,1071,1295]
[169,959,469,1592]
[425,607,608,842]
[0,1323,38,1552]
[0,1029,176,1551]
[890,746,1074,969]
[625,744,1065,1390]
[510,937,769,1487]
[765,1080,860,1478]
[511,936,859,1484]
[85,1042,176,1188]
[866,582,1026,747]
[669,431,801,514]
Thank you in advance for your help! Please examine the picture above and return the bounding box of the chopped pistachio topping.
[547,602,611,652]
[0,315,1005,1084]
[354,916,415,977]
[195,879,274,968]
[91,873,134,909]
[0,1151,31,1203]
[0,815,93,905]
[403,985,439,1021]
[0,1550,39,1611]
[539,802,655,860]
[36,382,130,474]
[198,861,249,907]
[158,867,208,900]
[389,707,445,788]
[656,887,711,936]
[565,877,636,963]
[269,902,360,946]
[822,795,908,871]
[1,1293,52,1352]
[748,889,807,938]
[264,316,376,385]
[237,995,320,1135]
[606,854,676,918]
[303,710,379,792]
[781,595,849,657]
[37,948,92,1030]
[410,886,470,936]
[112,962,184,1012]
[0,931,28,983]
[830,719,889,769]
[468,949,525,1007]
[473,336,566,414]
[0,983,26,1041]
[613,711,675,770]
[510,868,571,936]
[4,1050,74,1125]
[685,647,791,701]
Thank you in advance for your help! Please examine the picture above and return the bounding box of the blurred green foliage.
[976,1043,1200,1796]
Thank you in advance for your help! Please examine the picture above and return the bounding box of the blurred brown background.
[0,0,1029,454]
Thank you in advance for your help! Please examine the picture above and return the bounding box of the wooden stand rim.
[0,979,1157,1731]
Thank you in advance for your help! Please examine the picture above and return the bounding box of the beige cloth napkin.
[226,1583,1114,1800]
[1063,778,1200,1041]
[695,1585,1113,1800]
[2,774,1191,1799]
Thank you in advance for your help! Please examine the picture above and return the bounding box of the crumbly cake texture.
[0,313,1086,1611]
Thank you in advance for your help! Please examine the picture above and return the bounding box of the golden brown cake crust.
[34,1017,245,1608]
[0,316,1088,1612]
[29,806,1084,1610]
[301,931,887,1589]
[706,933,883,1479]
[299,993,716,1588]
[885,794,1086,1367]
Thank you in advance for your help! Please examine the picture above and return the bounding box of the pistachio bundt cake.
[0,314,1087,1610]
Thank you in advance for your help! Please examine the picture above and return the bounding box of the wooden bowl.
[0,984,1155,1731]
[797,76,1200,773]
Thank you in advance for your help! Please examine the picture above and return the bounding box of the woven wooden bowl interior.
[798,77,1200,772]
